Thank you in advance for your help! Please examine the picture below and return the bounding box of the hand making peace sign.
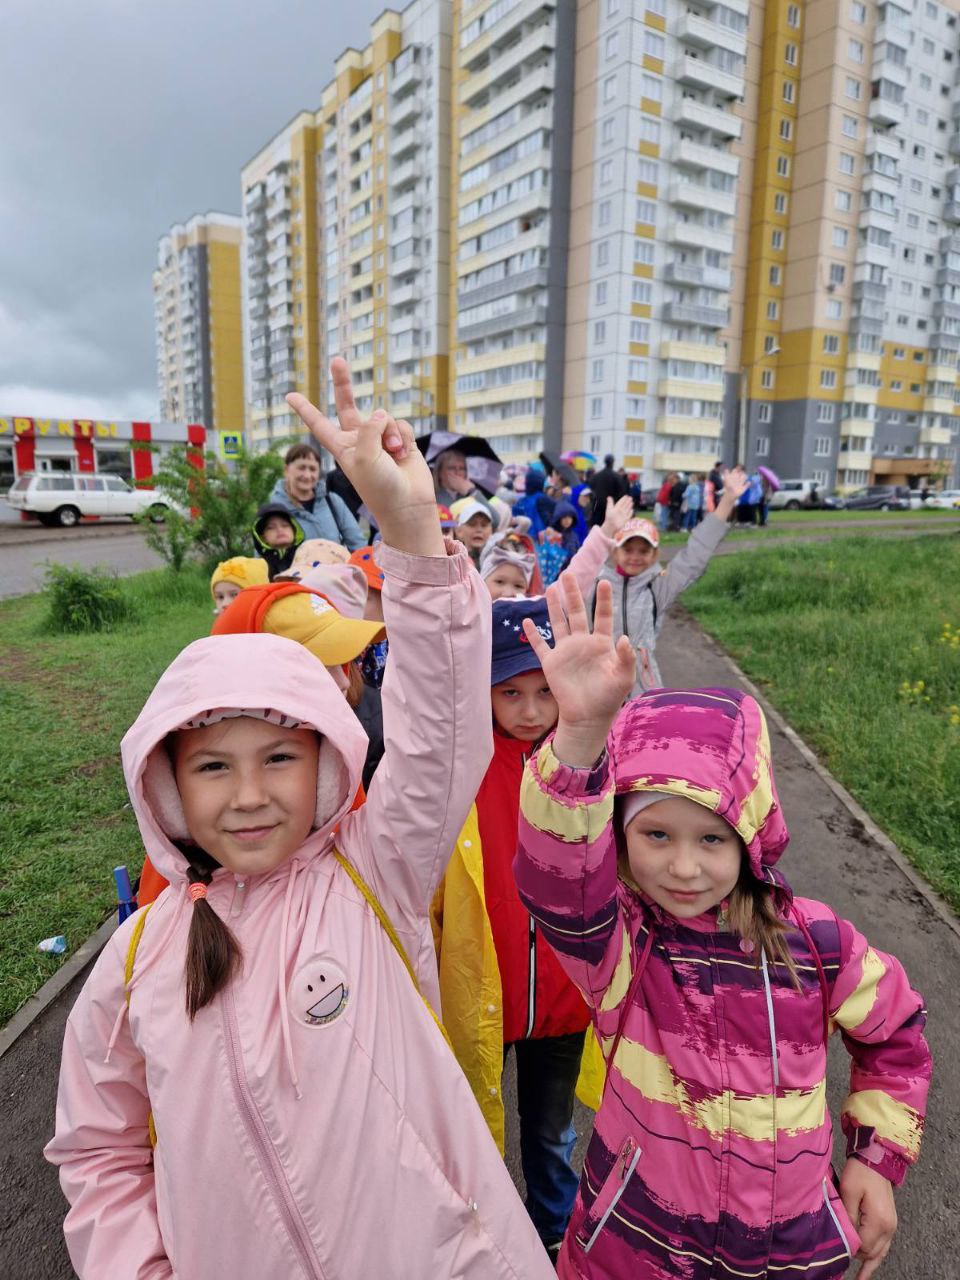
[287,357,445,557]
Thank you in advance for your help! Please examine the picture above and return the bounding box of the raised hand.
[715,465,749,520]
[522,573,635,767]
[287,358,444,556]
[601,494,635,539]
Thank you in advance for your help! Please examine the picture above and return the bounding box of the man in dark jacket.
[588,454,628,526]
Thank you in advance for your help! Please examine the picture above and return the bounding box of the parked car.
[923,488,960,510]
[767,479,823,510]
[5,473,172,527]
[835,484,910,512]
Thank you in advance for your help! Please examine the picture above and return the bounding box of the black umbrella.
[540,450,578,486]
[416,430,503,497]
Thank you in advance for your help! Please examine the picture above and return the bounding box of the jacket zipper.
[230,875,248,919]
[524,916,537,1038]
[621,575,629,641]
[822,1178,853,1258]
[578,1139,642,1253]
[222,987,325,1279]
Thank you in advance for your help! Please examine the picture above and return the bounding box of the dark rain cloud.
[0,0,382,418]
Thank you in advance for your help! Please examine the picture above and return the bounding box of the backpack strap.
[647,581,658,630]
[333,849,452,1050]
[124,902,155,1003]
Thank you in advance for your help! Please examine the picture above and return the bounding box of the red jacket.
[476,730,589,1043]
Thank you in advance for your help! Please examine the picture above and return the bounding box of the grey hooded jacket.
[269,477,366,551]
[593,513,728,695]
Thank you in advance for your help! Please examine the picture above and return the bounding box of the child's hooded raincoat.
[46,541,555,1280]
[515,687,931,1280]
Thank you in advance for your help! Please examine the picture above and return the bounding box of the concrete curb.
[679,607,960,945]
[0,915,116,1062]
[0,524,142,549]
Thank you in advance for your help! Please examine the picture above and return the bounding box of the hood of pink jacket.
[120,632,368,886]
[609,687,790,893]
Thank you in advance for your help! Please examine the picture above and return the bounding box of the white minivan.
[5,473,172,527]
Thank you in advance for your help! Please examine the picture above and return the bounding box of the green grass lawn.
[684,534,960,911]
[768,507,958,524]
[0,568,213,1024]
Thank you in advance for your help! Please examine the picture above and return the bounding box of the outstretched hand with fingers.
[523,574,635,767]
[286,357,444,556]
[601,494,635,539]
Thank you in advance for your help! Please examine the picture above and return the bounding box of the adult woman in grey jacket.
[269,443,366,550]
[591,466,747,695]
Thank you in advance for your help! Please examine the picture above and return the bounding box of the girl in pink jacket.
[513,574,931,1280]
[45,363,555,1280]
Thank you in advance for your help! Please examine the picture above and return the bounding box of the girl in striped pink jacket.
[514,575,931,1280]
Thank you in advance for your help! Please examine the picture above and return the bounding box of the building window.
[628,358,648,382]
[829,263,846,285]
[776,155,791,177]
[826,298,843,320]
[595,281,608,305]
[758,402,772,423]
[820,370,837,388]
[839,152,855,175]
[814,436,832,456]
[756,436,771,456]
[592,359,604,383]
[596,240,609,267]
[835,190,852,211]
[787,3,800,27]
[785,42,798,65]
[817,402,835,422]
[848,39,864,63]
[600,159,614,184]
[591,397,603,419]
[851,1,866,22]
[605,32,618,59]
[642,73,662,101]
[782,80,795,104]
[644,31,666,58]
[823,334,840,353]
[761,368,774,389]
[595,320,607,343]
[832,226,849,248]
[631,280,652,303]
[601,117,615,145]
[634,240,655,265]
[630,320,650,343]
[841,115,858,138]
[774,192,788,214]
[603,74,617,103]
[772,229,784,249]
[764,335,778,354]
[780,118,793,140]
[769,265,782,286]
[767,300,778,320]
[598,200,611,227]
[636,198,657,224]
[845,76,861,99]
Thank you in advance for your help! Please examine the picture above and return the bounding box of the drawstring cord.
[759,949,780,1089]
[277,859,303,1100]
[105,883,187,1064]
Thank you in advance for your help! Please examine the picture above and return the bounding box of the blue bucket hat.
[491,597,554,686]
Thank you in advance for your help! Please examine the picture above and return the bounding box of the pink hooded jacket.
[46,541,555,1280]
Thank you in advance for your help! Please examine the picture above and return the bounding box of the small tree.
[148,443,284,571]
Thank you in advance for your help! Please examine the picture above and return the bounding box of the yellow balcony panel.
[658,340,727,365]
[655,415,722,438]
[455,343,546,377]
[627,380,648,395]
[350,300,374,321]
[846,385,879,405]
[654,449,717,472]
[353,378,375,397]
[657,378,723,402]
[352,269,374,292]
[923,396,955,416]
[471,414,543,441]
[845,352,882,372]
[920,424,953,445]
[839,450,875,472]
[456,379,544,410]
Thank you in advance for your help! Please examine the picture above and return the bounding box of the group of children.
[47,363,931,1280]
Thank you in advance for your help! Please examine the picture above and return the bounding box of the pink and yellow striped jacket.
[516,687,931,1280]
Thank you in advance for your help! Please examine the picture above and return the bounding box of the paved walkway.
[2,611,957,1277]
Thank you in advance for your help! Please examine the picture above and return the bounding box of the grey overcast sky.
[0,0,385,422]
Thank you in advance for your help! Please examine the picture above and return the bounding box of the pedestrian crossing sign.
[219,432,242,460]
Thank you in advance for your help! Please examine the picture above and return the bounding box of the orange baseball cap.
[613,518,660,549]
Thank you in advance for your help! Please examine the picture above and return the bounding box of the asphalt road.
[0,525,163,598]
[3,607,958,1277]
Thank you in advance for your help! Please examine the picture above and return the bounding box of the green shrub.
[134,506,194,573]
[42,564,138,634]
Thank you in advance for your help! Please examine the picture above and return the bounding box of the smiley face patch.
[290,958,350,1027]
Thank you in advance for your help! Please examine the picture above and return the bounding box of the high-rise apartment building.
[447,0,576,461]
[241,113,323,450]
[736,0,960,489]
[235,0,959,487]
[153,213,243,432]
[317,2,452,428]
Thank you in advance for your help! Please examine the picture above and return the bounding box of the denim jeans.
[504,1031,586,1247]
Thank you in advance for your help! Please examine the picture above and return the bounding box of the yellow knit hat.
[210,556,270,600]
[261,591,384,665]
